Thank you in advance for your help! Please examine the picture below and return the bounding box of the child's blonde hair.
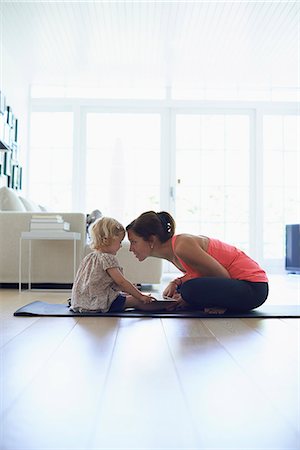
[90,217,125,250]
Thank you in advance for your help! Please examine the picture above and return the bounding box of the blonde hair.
[90,217,125,250]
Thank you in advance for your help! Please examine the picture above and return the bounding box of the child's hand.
[140,294,157,304]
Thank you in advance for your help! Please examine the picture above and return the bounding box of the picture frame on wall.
[7,174,12,188]
[14,118,18,143]
[12,164,19,189]
[11,142,19,161]
[6,106,13,127]
[3,151,12,176]
[18,166,22,190]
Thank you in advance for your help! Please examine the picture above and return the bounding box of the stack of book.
[30,214,70,232]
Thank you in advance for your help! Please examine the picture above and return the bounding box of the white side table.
[19,231,81,292]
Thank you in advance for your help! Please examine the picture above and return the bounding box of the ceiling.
[1,0,299,92]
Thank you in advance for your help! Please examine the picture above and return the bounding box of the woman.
[126,211,269,313]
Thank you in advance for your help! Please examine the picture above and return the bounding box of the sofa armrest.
[0,211,86,284]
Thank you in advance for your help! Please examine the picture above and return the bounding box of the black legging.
[179,278,269,312]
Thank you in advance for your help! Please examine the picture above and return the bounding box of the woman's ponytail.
[126,211,175,243]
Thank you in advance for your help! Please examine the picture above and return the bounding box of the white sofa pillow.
[19,196,42,211]
[0,186,26,211]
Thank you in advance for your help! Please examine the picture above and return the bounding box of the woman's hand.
[163,281,177,298]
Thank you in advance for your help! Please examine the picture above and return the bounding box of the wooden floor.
[0,274,299,450]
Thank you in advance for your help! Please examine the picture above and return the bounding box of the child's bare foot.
[204,307,227,315]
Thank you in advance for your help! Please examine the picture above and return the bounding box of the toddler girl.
[70,217,170,313]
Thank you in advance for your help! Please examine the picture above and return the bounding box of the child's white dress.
[70,251,123,313]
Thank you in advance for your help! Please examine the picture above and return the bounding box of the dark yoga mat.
[14,301,300,318]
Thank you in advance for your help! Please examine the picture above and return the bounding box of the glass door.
[175,113,251,252]
[29,111,74,211]
[263,114,300,267]
[85,112,161,226]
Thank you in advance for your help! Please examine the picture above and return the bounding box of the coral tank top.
[171,235,268,283]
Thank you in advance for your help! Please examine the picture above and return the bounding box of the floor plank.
[1,316,79,413]
[162,318,299,449]
[202,317,299,433]
[90,318,199,449]
[2,316,120,449]
[0,289,70,347]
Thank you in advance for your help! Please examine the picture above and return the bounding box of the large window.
[175,114,250,252]
[263,114,300,261]
[86,113,161,225]
[29,112,73,211]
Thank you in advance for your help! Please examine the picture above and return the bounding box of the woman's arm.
[175,235,230,278]
[106,267,155,303]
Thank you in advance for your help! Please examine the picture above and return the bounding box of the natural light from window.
[175,114,250,252]
[29,112,73,211]
[86,113,161,225]
[263,115,300,260]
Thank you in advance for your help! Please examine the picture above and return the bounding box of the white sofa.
[0,187,162,287]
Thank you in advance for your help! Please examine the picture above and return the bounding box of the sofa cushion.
[0,186,26,211]
[19,196,42,211]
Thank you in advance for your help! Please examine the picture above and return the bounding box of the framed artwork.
[3,151,12,176]
[12,164,19,189]
[14,118,18,143]
[11,142,18,161]
[18,166,22,190]
[6,106,13,127]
